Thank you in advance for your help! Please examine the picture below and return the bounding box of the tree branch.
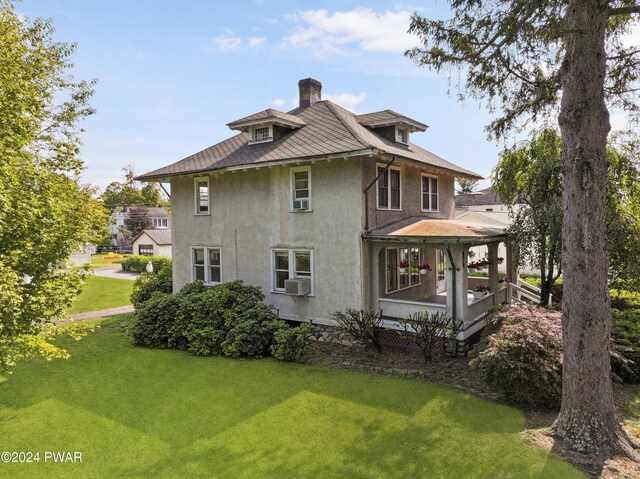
[609,6,640,16]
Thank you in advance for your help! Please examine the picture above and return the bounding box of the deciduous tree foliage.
[455,179,479,195]
[0,2,104,372]
[407,0,640,460]
[101,165,165,212]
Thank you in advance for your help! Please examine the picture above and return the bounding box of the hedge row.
[123,255,171,273]
[128,279,311,362]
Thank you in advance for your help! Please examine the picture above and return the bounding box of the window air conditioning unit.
[292,199,309,210]
[284,278,311,296]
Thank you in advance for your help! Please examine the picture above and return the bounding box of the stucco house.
[109,205,171,252]
[132,229,172,257]
[138,78,515,351]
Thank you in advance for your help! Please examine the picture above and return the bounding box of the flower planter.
[419,268,429,275]
[468,267,477,273]
[399,268,407,274]
[497,259,504,264]
[472,291,487,300]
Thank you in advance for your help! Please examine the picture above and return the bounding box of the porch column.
[487,243,499,292]
[505,240,519,284]
[445,245,468,322]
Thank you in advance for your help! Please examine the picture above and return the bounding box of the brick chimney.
[298,78,322,108]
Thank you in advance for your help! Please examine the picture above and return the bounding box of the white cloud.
[282,7,420,56]
[324,91,367,112]
[271,98,287,107]
[620,22,640,48]
[212,34,242,53]
[249,36,266,47]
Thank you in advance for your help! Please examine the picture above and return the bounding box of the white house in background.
[132,229,172,257]
[455,187,538,275]
[108,205,171,251]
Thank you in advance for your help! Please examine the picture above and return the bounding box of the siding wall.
[171,159,364,323]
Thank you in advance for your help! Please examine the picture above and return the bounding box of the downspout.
[363,156,396,232]
[445,245,458,321]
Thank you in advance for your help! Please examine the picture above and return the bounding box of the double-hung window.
[377,164,401,210]
[153,218,168,229]
[290,166,312,211]
[385,246,422,293]
[192,247,221,285]
[272,249,313,293]
[421,174,439,212]
[195,178,210,215]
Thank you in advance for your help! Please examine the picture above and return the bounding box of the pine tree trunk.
[552,0,638,460]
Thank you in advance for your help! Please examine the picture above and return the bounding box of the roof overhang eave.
[136,148,379,182]
[362,233,509,245]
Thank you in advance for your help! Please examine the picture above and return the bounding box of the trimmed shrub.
[332,308,383,352]
[130,292,180,348]
[221,304,283,359]
[131,264,173,308]
[398,311,462,363]
[612,308,640,382]
[272,324,313,362]
[123,255,171,273]
[469,305,563,406]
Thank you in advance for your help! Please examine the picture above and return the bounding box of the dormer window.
[396,126,408,144]
[250,125,273,144]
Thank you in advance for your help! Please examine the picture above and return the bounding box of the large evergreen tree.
[0,2,104,371]
[407,0,640,460]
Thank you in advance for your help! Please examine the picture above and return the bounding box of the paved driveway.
[93,267,140,281]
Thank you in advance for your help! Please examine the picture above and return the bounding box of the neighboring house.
[455,188,538,275]
[132,229,172,257]
[137,78,514,351]
[108,205,171,252]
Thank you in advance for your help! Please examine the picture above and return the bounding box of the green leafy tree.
[493,129,563,306]
[0,3,104,372]
[407,0,640,460]
[122,205,153,246]
[494,129,640,305]
[455,179,479,195]
[101,165,165,212]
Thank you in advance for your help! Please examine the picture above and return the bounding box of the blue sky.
[17,0,617,192]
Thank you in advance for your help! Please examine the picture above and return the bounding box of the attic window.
[396,127,408,144]
[250,125,273,144]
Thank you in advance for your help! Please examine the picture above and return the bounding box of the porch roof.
[364,217,508,244]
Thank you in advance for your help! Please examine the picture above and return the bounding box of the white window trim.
[190,246,222,285]
[249,124,273,144]
[376,163,402,211]
[395,125,409,145]
[421,173,439,212]
[270,248,314,296]
[289,166,312,212]
[194,177,210,216]
[153,218,168,229]
[385,246,422,294]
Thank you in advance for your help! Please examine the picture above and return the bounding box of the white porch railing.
[512,277,551,305]
[466,292,496,324]
[378,298,447,321]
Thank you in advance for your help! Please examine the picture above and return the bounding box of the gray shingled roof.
[355,109,428,132]
[134,229,172,245]
[455,187,503,207]
[138,100,481,181]
[227,108,306,130]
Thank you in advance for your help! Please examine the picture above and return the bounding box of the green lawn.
[67,276,134,314]
[0,316,582,478]
[90,253,129,268]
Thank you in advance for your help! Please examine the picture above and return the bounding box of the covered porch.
[364,218,513,342]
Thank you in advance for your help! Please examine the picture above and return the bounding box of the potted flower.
[398,261,409,273]
[468,250,476,259]
[468,261,477,273]
[418,262,431,275]
[497,257,504,264]
[473,285,490,299]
